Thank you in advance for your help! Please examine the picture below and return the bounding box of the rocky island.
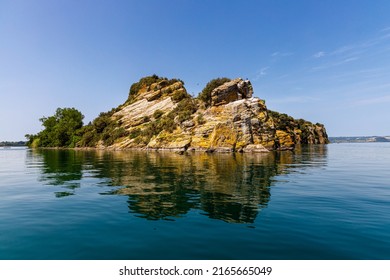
[26,75,328,152]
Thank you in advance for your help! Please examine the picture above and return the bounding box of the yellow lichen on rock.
[276,130,295,149]
[148,128,192,151]
[82,76,328,152]
[210,123,237,152]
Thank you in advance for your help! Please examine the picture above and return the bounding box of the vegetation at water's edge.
[25,107,128,148]
[25,75,198,148]
[26,108,84,148]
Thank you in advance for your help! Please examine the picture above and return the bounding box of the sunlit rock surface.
[105,77,328,152]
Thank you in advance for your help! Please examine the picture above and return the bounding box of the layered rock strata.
[106,77,328,152]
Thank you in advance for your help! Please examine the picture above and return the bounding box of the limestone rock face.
[190,97,274,152]
[98,77,328,152]
[113,80,186,129]
[211,78,253,106]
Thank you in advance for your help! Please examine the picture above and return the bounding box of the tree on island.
[26,107,84,148]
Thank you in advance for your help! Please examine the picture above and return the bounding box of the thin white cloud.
[330,45,356,56]
[275,74,290,80]
[380,26,390,33]
[268,95,321,104]
[329,29,390,57]
[342,57,359,63]
[354,94,390,106]
[311,56,359,71]
[313,51,325,58]
[324,67,388,81]
[310,28,390,72]
[271,52,293,57]
[253,67,269,80]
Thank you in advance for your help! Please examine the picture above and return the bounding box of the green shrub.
[196,113,206,125]
[169,98,197,123]
[93,112,113,133]
[79,129,98,147]
[171,89,190,103]
[128,75,161,97]
[129,128,142,139]
[168,78,184,85]
[158,115,175,133]
[153,110,164,119]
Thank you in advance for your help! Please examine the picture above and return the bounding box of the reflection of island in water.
[27,146,327,223]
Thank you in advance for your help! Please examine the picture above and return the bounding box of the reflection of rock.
[55,191,75,198]
[28,146,328,223]
[97,148,328,223]
[109,152,275,223]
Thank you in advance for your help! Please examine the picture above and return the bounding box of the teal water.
[0,144,389,260]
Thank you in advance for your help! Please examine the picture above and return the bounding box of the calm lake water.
[0,144,389,260]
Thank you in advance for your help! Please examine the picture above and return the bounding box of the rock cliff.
[85,76,328,152]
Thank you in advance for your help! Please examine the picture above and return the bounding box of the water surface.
[0,144,389,259]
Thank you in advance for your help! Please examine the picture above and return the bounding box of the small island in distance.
[25,75,329,152]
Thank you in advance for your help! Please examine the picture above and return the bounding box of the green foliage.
[93,112,112,133]
[77,108,129,147]
[196,113,206,125]
[129,128,142,139]
[268,110,295,131]
[158,115,175,133]
[94,113,128,146]
[198,77,231,106]
[169,98,197,123]
[26,108,84,148]
[137,115,175,144]
[171,89,190,103]
[27,76,203,148]
[153,110,164,119]
[167,78,184,85]
[268,110,322,144]
[127,75,186,105]
[133,98,198,144]
[128,74,162,99]
[78,125,99,147]
[25,134,40,148]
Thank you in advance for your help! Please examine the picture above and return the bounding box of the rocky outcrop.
[211,78,253,106]
[95,76,328,152]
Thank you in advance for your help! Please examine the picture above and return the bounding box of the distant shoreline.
[0,141,27,147]
[329,136,390,143]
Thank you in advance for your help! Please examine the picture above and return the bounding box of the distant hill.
[329,136,390,143]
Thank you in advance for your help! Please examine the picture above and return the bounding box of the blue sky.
[1,0,390,140]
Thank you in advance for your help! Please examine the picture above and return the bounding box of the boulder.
[211,78,253,106]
